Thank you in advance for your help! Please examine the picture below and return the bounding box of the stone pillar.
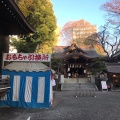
[90,75,95,83]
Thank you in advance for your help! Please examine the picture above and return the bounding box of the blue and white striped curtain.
[0,70,50,108]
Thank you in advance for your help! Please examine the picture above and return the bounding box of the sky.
[51,0,108,29]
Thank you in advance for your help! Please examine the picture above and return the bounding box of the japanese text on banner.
[3,53,51,62]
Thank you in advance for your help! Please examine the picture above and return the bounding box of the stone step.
[64,78,90,83]
[80,83,95,89]
[61,83,79,91]
[61,82,96,91]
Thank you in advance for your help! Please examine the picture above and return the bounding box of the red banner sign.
[3,53,51,62]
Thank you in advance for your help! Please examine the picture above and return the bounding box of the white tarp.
[3,61,50,72]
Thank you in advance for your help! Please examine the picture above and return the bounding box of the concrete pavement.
[0,91,120,120]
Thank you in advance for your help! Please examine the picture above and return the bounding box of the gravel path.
[0,91,120,120]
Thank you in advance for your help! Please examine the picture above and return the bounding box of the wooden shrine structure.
[0,0,35,97]
[0,0,35,35]
[53,43,103,79]
[105,51,120,89]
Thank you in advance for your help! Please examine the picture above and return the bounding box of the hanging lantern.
[79,64,81,68]
[68,68,70,71]
[77,64,79,68]
[76,64,77,68]
[84,70,86,73]
[72,64,74,68]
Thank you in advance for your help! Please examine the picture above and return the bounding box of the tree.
[88,58,106,74]
[60,19,97,47]
[11,0,57,53]
[101,0,120,25]
[84,24,120,61]
[59,19,104,54]
[38,26,60,54]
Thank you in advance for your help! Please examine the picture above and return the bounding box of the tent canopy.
[3,61,50,72]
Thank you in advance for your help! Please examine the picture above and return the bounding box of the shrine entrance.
[70,67,83,77]
[64,58,90,78]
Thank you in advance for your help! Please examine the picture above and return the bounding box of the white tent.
[3,61,50,72]
[1,61,52,108]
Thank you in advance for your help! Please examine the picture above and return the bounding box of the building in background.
[59,20,96,45]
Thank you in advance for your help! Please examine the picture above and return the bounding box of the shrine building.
[53,43,103,83]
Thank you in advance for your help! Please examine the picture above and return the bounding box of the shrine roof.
[63,43,86,54]
[85,49,101,58]
[0,0,35,35]
[105,63,120,74]
[113,51,120,58]
[53,44,102,59]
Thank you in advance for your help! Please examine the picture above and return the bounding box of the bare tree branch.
[84,25,120,60]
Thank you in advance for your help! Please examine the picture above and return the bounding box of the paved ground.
[0,90,120,120]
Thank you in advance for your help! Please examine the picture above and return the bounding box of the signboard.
[3,53,51,62]
[101,81,108,90]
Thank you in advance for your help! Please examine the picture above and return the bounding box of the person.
[100,72,105,81]
[54,72,58,90]
[68,71,71,78]
[50,73,56,105]
[51,73,56,90]
[54,72,58,80]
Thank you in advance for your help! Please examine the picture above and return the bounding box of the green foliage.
[12,0,57,53]
[51,58,61,72]
[43,57,61,72]
[10,36,38,53]
[88,58,106,74]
